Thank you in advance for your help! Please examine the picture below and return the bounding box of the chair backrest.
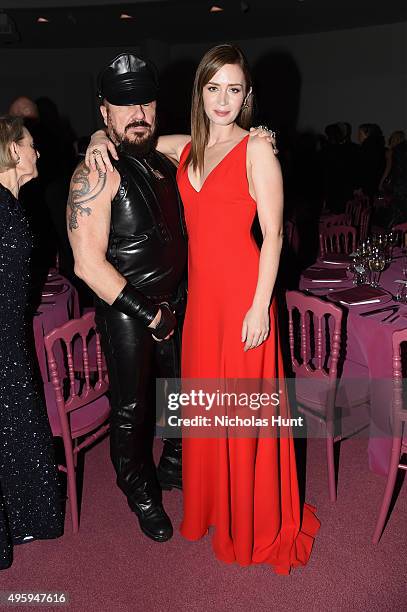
[359,207,371,243]
[345,199,360,226]
[392,222,407,232]
[392,328,407,438]
[44,312,108,417]
[285,290,343,381]
[319,224,357,256]
[345,197,369,226]
[354,192,370,205]
[320,213,350,229]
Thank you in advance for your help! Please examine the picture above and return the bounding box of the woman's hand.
[241,304,270,351]
[85,130,118,172]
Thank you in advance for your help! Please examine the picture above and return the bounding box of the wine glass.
[395,281,407,303]
[382,233,391,264]
[372,234,383,248]
[402,257,407,280]
[368,252,386,287]
[353,264,367,286]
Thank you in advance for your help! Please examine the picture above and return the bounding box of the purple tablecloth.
[300,249,407,476]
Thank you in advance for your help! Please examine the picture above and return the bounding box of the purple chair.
[320,213,350,229]
[73,308,107,375]
[358,206,371,244]
[44,311,110,533]
[286,290,370,501]
[372,328,407,543]
[319,224,357,257]
[345,197,368,227]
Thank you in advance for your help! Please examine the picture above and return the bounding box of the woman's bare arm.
[85,130,190,171]
[248,136,284,305]
[241,136,284,350]
[156,135,191,164]
[85,129,273,172]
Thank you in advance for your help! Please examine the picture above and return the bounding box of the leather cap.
[97,52,159,106]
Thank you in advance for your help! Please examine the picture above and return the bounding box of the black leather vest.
[107,151,187,298]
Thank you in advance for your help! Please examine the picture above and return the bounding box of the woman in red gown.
[87,44,319,572]
[173,44,319,573]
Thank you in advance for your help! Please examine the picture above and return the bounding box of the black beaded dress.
[0,183,63,570]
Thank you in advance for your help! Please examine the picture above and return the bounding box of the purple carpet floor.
[1,436,406,612]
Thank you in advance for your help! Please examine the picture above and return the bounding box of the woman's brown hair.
[185,43,253,174]
[0,115,24,172]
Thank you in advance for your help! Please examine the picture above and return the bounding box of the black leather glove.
[112,282,159,325]
[151,303,177,340]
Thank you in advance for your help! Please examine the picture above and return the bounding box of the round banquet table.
[299,248,407,476]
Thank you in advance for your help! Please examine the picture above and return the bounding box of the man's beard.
[111,120,158,159]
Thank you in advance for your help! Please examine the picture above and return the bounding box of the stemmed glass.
[401,248,407,280]
[372,234,383,249]
[393,248,407,302]
[368,250,386,287]
[350,249,367,285]
[385,231,397,264]
[395,282,407,303]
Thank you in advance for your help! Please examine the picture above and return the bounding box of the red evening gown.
[176,135,319,573]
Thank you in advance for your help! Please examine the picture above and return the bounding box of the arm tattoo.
[67,163,107,230]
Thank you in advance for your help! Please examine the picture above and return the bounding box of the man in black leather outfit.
[67,53,187,542]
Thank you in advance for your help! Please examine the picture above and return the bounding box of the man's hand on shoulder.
[248,133,280,168]
[249,126,278,155]
[247,130,283,209]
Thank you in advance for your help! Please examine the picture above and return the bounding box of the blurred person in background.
[357,123,386,199]
[8,96,77,281]
[319,122,359,213]
[379,130,405,193]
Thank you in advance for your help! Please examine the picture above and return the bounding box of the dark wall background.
[170,22,407,140]
[0,22,406,141]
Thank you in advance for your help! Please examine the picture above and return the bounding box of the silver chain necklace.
[143,158,165,180]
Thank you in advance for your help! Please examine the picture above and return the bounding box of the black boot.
[127,464,173,542]
[128,491,173,543]
[109,411,173,542]
[157,438,182,491]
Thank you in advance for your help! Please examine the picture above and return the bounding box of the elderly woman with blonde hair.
[0,116,62,570]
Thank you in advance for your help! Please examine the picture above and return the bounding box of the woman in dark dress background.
[0,116,63,570]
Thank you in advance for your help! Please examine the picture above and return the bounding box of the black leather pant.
[95,307,182,507]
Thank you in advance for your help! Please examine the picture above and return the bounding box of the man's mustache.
[125,121,151,131]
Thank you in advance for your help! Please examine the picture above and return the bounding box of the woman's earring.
[241,95,250,110]
[241,88,252,110]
